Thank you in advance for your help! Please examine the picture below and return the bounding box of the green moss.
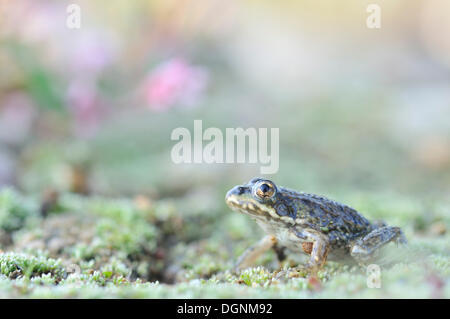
[95,218,157,254]
[0,252,65,279]
[0,189,38,232]
[236,267,273,287]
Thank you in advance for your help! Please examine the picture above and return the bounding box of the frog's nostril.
[226,186,246,199]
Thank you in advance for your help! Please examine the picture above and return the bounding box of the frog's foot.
[233,235,277,272]
[350,226,407,264]
[273,265,310,280]
[294,228,330,276]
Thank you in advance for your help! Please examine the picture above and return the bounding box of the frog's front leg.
[350,226,407,264]
[234,235,277,272]
[294,228,330,274]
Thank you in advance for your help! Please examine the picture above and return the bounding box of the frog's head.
[226,178,291,221]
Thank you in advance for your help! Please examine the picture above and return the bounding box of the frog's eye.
[254,181,276,199]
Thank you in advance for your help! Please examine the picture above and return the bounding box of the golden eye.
[255,182,275,199]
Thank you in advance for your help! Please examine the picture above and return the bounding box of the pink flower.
[68,31,116,76]
[142,58,208,112]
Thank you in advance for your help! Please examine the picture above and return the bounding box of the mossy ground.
[0,188,448,298]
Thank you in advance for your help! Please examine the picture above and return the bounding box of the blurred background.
[0,1,449,295]
[0,0,449,203]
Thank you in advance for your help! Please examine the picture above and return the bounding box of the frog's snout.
[225,186,247,208]
[226,186,245,199]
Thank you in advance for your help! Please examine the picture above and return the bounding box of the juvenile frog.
[225,178,407,273]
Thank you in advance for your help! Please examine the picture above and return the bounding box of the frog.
[225,177,407,274]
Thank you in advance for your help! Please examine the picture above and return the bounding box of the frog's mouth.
[225,194,278,220]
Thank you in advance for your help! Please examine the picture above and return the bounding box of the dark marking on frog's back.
[278,186,372,242]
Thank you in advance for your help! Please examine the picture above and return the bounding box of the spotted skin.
[225,178,407,274]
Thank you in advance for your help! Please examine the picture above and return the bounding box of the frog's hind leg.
[350,226,407,264]
[234,235,277,272]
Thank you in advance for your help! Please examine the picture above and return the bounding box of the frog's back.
[279,187,372,246]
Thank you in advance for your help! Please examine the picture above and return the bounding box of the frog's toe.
[303,262,324,276]
[274,266,309,280]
